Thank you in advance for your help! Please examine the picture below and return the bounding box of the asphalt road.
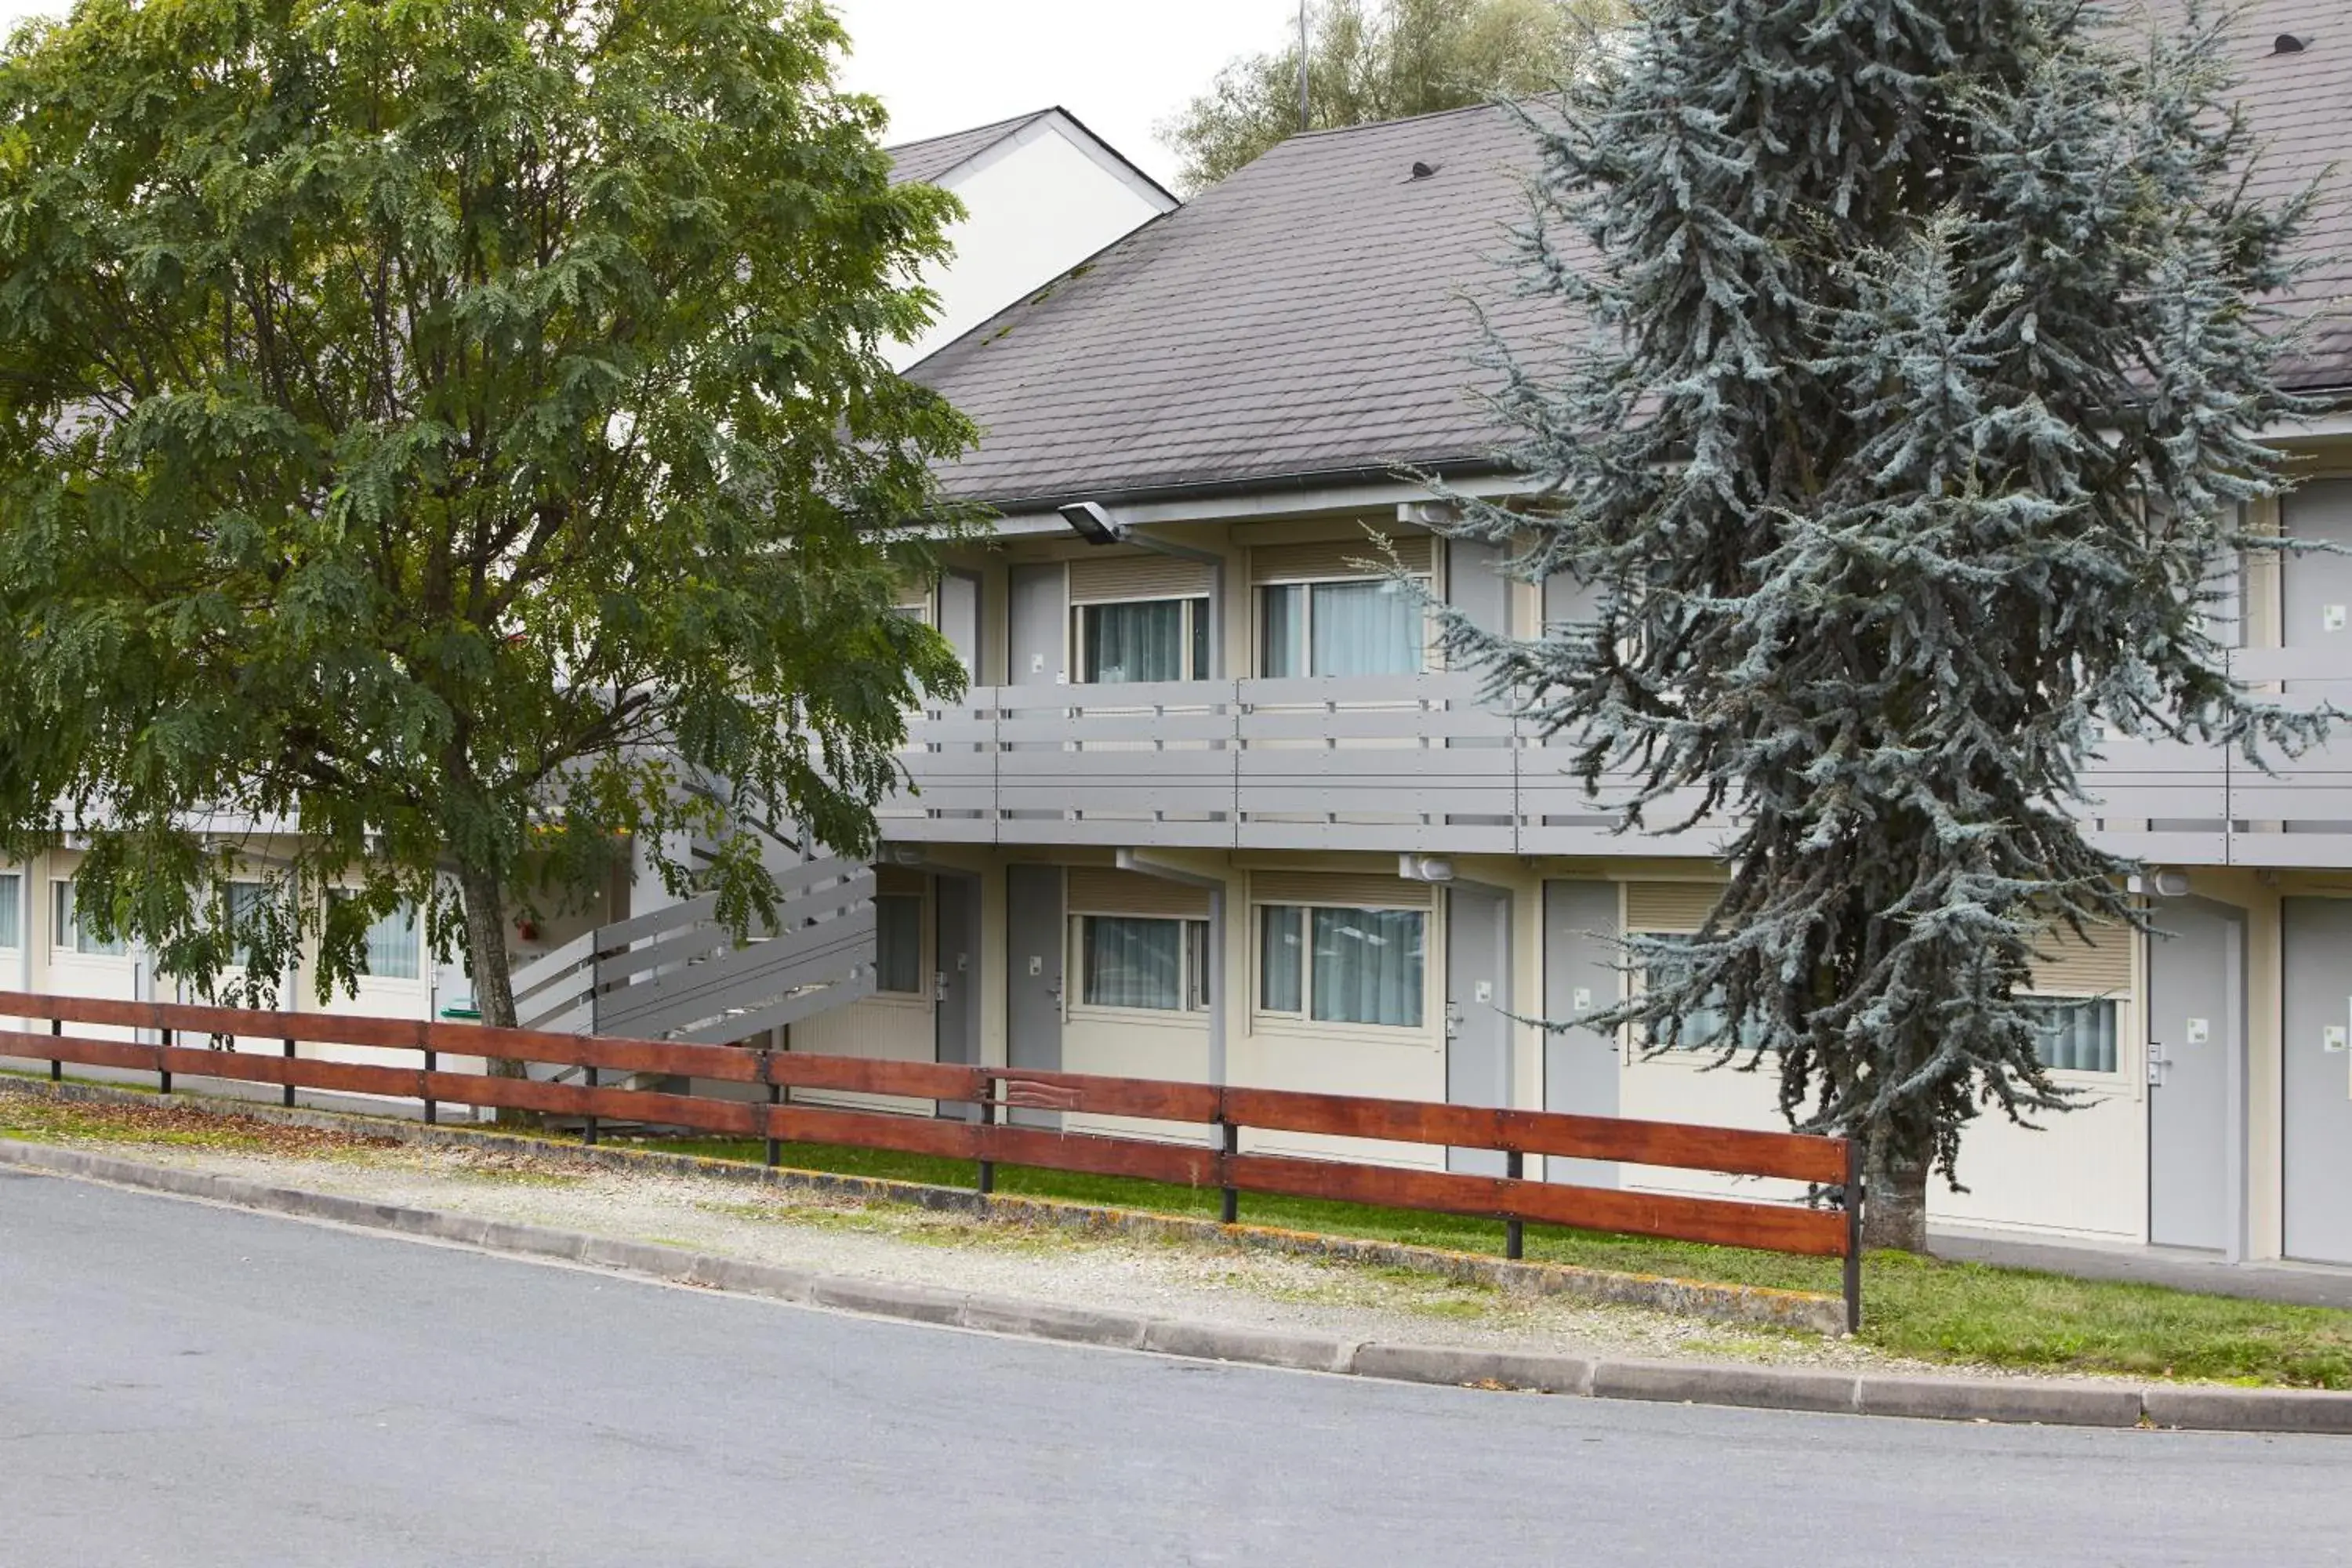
[4,1171,2348,1568]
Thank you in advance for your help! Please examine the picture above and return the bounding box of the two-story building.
[13,27,2352,1274]
[779,11,2352,1269]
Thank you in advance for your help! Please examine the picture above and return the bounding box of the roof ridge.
[1285,97,1531,144]
[882,107,1054,158]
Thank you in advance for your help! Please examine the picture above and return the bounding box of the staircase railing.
[509,855,876,1044]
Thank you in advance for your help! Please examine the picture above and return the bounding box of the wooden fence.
[0,989,1865,1330]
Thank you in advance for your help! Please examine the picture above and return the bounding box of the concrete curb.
[5,1138,2349,1434]
[0,1076,1846,1335]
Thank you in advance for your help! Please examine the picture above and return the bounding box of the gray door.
[2281,481,2352,829]
[2283,898,2352,1264]
[1542,568,1603,633]
[1004,863,1064,1127]
[934,874,981,1117]
[1446,539,1510,643]
[1544,880,1620,1189]
[1445,885,1512,1175]
[1007,563,1066,688]
[938,572,982,686]
[2148,902,2238,1251]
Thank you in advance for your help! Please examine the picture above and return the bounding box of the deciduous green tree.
[0,0,970,1051]
[1160,0,1623,193]
[1438,2,2325,1249]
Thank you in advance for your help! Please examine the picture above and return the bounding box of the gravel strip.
[2,1102,1977,1377]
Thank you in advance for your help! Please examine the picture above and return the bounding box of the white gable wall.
[893,118,1171,371]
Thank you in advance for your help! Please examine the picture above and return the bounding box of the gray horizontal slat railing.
[887,663,2352,866]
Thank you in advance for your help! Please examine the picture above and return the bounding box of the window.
[2032,996,2118,1074]
[337,898,419,981]
[1257,904,1425,1029]
[218,880,275,972]
[1080,915,1211,1012]
[875,893,924,995]
[1259,579,1424,678]
[1076,598,1210,684]
[53,880,125,958]
[0,873,19,949]
[1260,905,1305,1013]
[1639,935,1764,1051]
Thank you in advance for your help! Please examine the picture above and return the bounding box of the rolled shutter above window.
[1068,866,1212,918]
[1623,880,1722,934]
[1251,535,1433,584]
[1249,870,1432,910]
[2031,924,2134,996]
[874,866,927,898]
[1068,555,1214,604]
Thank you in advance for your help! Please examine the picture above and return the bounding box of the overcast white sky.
[0,0,1301,189]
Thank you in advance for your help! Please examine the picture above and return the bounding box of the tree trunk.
[1861,1127,1932,1253]
[456,860,535,1127]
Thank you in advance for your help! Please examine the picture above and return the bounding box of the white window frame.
[1071,595,1212,686]
[2024,992,2125,1078]
[51,878,127,961]
[1250,901,1428,1032]
[0,871,22,953]
[1628,931,1769,1054]
[1254,573,1433,680]
[327,890,423,986]
[1068,913,1212,1016]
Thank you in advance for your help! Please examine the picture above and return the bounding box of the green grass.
[633,1133,2352,1389]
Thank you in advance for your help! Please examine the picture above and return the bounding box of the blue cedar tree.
[1434,0,2327,1247]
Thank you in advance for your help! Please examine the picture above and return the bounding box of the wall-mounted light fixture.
[1058,500,1123,546]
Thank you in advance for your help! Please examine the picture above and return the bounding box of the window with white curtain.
[1258,578,1425,677]
[359,902,421,981]
[2032,996,2119,1073]
[1080,916,1210,1011]
[0,873,20,949]
[227,880,269,926]
[53,880,125,958]
[1638,935,1765,1051]
[875,894,924,995]
[1256,903,1424,1029]
[1077,598,1210,684]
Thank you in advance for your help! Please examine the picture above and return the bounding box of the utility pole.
[1298,0,1309,130]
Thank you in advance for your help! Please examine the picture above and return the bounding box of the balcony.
[880,650,2352,866]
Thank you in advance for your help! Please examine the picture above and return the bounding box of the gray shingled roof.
[911,103,1544,509]
[913,3,2352,510]
[885,111,1056,188]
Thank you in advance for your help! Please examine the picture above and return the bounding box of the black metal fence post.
[1219,1117,1240,1225]
[1504,1149,1525,1261]
[423,1047,437,1126]
[582,1063,599,1146]
[765,1076,782,1169]
[158,1027,172,1096]
[281,1038,296,1109]
[49,1016,60,1083]
[976,1074,996,1196]
[1842,1138,1865,1334]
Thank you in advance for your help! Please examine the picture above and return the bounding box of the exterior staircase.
[509,853,877,1048]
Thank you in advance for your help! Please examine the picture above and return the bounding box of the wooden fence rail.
[0,989,1865,1330]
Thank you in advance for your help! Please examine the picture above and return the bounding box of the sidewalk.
[1932,1229,2352,1311]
